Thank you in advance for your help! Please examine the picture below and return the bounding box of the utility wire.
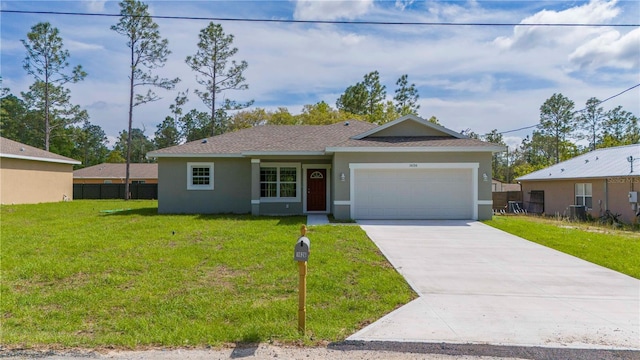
[499,83,640,135]
[1,9,639,27]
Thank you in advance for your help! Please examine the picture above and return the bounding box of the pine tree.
[111,0,179,199]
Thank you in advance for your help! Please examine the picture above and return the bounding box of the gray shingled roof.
[517,144,640,181]
[0,136,80,165]
[74,163,158,179]
[148,121,377,156]
[148,119,504,157]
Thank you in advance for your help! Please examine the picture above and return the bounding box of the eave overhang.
[147,153,243,158]
[325,146,506,154]
[0,153,81,165]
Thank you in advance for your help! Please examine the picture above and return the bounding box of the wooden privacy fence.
[73,183,158,200]
[492,191,523,212]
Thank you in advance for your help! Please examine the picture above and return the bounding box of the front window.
[575,183,592,209]
[187,162,214,190]
[260,164,299,201]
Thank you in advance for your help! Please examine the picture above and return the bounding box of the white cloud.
[293,0,373,21]
[427,75,496,94]
[504,136,524,150]
[494,0,620,50]
[426,0,481,21]
[0,39,23,52]
[2,0,638,146]
[65,39,105,52]
[569,27,640,70]
[83,1,106,12]
[395,0,415,11]
[341,33,364,46]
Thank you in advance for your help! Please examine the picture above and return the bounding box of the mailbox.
[294,236,310,261]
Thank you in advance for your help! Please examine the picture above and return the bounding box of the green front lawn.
[484,216,640,279]
[0,200,415,349]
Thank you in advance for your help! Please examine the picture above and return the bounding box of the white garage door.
[353,168,474,220]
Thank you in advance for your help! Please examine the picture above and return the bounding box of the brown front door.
[307,169,326,211]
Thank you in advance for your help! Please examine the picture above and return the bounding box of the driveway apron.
[348,220,640,350]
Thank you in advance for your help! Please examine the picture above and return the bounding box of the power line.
[499,83,640,135]
[5,8,638,137]
[1,9,639,27]
[596,83,640,105]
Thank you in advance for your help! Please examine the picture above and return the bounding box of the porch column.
[251,159,260,215]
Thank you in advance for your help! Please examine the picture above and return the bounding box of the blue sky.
[1,0,639,148]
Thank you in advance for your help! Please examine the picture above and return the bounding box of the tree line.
[0,0,423,170]
[466,93,639,183]
[1,0,637,187]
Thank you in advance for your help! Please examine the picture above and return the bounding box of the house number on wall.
[409,164,418,168]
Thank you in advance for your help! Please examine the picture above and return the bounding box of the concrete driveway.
[348,220,640,350]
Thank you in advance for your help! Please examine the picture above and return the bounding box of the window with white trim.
[575,183,592,209]
[187,162,214,190]
[260,163,299,201]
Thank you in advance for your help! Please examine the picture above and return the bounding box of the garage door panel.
[353,168,473,220]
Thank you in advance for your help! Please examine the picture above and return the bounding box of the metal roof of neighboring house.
[148,116,505,158]
[517,144,640,181]
[0,136,80,165]
[74,163,158,180]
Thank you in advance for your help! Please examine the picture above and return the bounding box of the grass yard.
[484,215,640,279]
[0,200,415,349]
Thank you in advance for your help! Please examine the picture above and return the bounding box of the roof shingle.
[148,120,377,156]
[148,119,503,157]
[73,163,158,179]
[0,137,80,164]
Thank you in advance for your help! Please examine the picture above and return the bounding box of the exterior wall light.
[340,172,346,182]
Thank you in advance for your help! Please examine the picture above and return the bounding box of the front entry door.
[307,169,326,211]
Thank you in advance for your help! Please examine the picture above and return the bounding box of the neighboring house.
[0,136,80,204]
[517,144,640,223]
[73,163,158,184]
[147,115,505,220]
[491,179,521,192]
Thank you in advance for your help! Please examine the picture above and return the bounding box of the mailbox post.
[294,225,310,334]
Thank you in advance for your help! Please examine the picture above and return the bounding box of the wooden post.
[298,260,307,333]
[298,225,307,334]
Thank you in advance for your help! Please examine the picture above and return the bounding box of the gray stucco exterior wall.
[157,152,494,220]
[158,157,251,214]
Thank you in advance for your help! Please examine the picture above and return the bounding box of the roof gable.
[352,114,465,139]
[0,136,80,165]
[517,144,640,181]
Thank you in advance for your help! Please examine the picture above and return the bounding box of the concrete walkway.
[348,220,640,350]
[306,214,330,226]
